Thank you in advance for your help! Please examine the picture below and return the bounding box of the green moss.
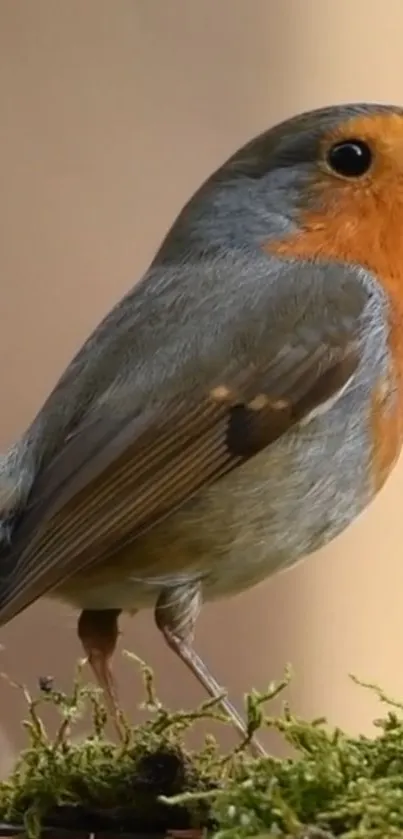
[1,656,403,838]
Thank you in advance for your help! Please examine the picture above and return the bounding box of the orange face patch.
[265,112,403,492]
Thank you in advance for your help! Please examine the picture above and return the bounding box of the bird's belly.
[56,398,377,613]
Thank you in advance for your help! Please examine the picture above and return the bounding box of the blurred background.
[0,0,403,772]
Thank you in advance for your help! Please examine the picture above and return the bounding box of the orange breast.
[264,113,403,493]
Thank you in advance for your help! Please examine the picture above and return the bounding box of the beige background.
[0,0,402,771]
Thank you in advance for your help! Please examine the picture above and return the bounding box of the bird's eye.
[326,139,373,178]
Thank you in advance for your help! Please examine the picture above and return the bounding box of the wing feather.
[0,332,360,623]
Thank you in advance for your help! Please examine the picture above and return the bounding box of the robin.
[0,102,402,754]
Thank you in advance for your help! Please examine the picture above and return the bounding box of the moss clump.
[1,658,403,839]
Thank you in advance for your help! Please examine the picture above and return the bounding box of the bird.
[0,101,403,754]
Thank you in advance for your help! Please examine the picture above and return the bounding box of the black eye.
[326,139,373,178]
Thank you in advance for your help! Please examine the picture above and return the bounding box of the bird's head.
[158,102,403,287]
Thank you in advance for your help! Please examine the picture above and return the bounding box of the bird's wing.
[0,264,367,623]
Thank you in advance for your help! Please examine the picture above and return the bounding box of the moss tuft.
[1,658,403,838]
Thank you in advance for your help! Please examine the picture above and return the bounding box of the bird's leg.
[155,584,266,758]
[77,608,124,739]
